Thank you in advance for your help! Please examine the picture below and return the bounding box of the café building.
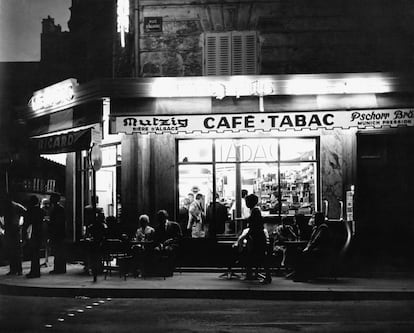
[20,73,414,264]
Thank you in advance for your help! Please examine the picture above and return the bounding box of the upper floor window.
[203,31,259,75]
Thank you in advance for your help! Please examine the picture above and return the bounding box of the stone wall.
[138,0,414,76]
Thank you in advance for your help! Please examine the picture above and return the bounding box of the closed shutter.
[232,31,258,75]
[204,32,232,76]
[204,31,258,75]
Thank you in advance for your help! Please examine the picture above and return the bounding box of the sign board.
[110,108,414,135]
[144,17,162,32]
[90,144,102,171]
[28,78,78,113]
[33,127,92,154]
[346,190,354,222]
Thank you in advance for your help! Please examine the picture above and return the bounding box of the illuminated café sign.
[28,78,78,112]
[111,109,414,135]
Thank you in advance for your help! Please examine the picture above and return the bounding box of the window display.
[178,137,318,235]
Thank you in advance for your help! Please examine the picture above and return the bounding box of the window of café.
[82,143,122,223]
[177,137,319,235]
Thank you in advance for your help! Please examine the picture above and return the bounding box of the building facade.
[17,0,414,268]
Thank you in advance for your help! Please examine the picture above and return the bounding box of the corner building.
[21,0,414,269]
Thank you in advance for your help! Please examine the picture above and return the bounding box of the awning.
[31,126,99,154]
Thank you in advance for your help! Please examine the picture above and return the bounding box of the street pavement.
[2,295,414,332]
[1,259,414,300]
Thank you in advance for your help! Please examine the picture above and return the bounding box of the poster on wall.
[110,108,414,135]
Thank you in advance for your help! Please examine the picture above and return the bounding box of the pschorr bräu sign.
[111,109,414,135]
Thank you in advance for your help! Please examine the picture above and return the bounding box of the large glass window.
[178,137,318,235]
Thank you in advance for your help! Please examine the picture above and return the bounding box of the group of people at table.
[85,192,332,283]
[84,209,181,281]
[1,188,331,284]
[233,193,332,283]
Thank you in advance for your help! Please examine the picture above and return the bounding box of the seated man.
[288,211,331,282]
[150,210,182,276]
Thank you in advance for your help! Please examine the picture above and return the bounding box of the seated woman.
[288,211,331,282]
[234,207,272,284]
[134,214,154,242]
[131,214,155,277]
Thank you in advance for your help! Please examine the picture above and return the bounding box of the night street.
[1,296,414,332]
[2,0,414,332]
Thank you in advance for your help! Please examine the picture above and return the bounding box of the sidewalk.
[1,260,414,300]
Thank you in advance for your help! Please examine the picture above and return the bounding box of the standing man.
[206,193,229,237]
[0,193,26,276]
[49,193,66,274]
[24,196,45,278]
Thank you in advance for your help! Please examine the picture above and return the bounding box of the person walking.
[48,193,66,274]
[24,195,45,278]
[0,193,26,276]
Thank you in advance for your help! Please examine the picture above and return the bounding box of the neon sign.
[117,0,130,48]
[28,78,78,112]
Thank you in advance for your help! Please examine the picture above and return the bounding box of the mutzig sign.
[111,108,414,135]
[28,78,78,112]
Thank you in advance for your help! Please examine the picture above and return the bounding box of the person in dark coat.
[0,193,26,276]
[48,193,66,274]
[206,193,228,237]
[178,198,191,237]
[152,210,182,276]
[234,207,272,284]
[86,212,107,282]
[23,195,45,278]
[153,210,182,251]
[289,211,331,282]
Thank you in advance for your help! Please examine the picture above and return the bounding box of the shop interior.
[178,137,318,236]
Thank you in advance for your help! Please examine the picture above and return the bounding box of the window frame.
[176,137,320,222]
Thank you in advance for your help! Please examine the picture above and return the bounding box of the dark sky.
[0,0,71,61]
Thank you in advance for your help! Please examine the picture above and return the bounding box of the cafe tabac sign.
[110,108,414,135]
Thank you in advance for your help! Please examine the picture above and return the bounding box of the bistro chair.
[101,238,133,280]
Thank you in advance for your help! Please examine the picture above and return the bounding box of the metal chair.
[101,239,132,280]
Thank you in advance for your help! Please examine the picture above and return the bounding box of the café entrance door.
[357,130,414,268]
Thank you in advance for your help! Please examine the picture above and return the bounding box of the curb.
[2,283,414,301]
